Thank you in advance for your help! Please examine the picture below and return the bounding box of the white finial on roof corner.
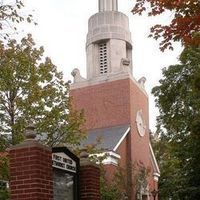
[138,77,146,89]
[99,0,118,12]
[71,68,86,83]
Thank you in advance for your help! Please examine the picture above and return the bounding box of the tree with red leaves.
[132,0,200,51]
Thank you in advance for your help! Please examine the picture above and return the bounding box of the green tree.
[152,136,183,199]
[0,154,9,200]
[0,34,85,150]
[100,162,149,200]
[100,172,122,200]
[152,46,200,199]
[0,0,34,38]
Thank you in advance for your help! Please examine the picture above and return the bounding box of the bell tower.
[70,1,160,199]
[86,0,133,80]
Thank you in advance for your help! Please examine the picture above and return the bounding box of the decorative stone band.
[70,71,148,98]
[86,12,132,47]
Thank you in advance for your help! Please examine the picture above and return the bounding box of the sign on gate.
[52,152,77,173]
[52,147,80,200]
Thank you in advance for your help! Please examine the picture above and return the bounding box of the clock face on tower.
[136,110,146,137]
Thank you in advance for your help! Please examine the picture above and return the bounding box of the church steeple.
[85,0,133,80]
[70,2,159,199]
[99,0,118,12]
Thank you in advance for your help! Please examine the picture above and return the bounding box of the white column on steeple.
[99,0,118,12]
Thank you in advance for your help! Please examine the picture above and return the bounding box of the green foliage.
[0,156,9,200]
[0,34,85,149]
[134,162,150,198]
[152,137,183,199]
[100,162,149,200]
[0,0,34,39]
[0,189,9,200]
[100,175,122,200]
[100,166,127,200]
[0,34,85,199]
[152,46,200,199]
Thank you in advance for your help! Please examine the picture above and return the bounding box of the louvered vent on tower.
[99,43,108,74]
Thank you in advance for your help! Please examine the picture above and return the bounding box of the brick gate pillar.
[79,150,100,200]
[9,125,53,200]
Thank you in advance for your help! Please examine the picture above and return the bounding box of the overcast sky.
[22,0,182,132]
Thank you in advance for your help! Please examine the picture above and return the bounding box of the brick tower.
[70,0,160,199]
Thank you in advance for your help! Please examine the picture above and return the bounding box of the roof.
[81,124,130,151]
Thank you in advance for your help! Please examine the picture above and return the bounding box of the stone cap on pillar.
[8,123,50,151]
[25,123,36,140]
[80,148,99,167]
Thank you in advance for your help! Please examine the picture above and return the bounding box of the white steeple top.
[71,0,134,88]
[84,1,133,80]
[99,0,118,12]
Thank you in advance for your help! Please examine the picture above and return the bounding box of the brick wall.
[79,151,100,200]
[71,78,158,200]
[80,165,100,200]
[9,141,53,200]
[9,139,101,200]
[71,79,131,130]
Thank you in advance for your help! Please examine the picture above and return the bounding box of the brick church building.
[70,0,160,199]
